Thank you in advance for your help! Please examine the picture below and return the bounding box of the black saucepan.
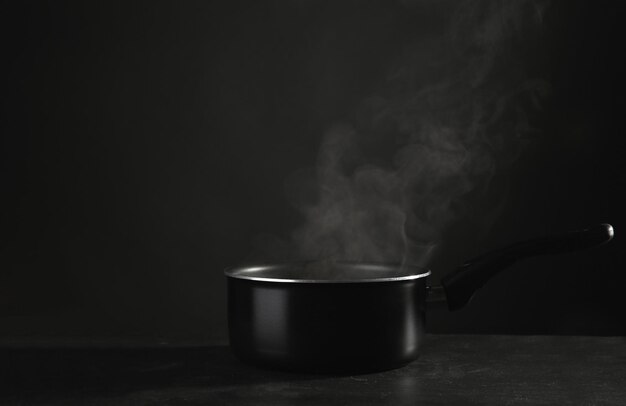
[225,223,614,373]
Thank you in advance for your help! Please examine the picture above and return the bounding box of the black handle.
[440,223,614,311]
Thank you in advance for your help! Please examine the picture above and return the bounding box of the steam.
[263,0,549,266]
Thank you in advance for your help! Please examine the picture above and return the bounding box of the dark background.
[1,0,624,342]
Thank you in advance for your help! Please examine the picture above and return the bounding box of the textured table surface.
[2,334,625,405]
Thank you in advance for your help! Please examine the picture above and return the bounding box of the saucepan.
[225,223,614,373]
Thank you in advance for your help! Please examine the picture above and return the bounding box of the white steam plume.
[259,0,550,266]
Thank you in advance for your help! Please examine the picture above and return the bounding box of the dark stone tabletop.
[2,334,625,405]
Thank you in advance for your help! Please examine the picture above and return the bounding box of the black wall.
[1,0,624,342]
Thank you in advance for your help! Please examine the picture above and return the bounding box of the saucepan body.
[226,262,430,373]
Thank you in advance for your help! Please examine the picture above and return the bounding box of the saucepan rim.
[224,261,431,283]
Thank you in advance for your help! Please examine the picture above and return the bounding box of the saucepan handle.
[438,223,614,311]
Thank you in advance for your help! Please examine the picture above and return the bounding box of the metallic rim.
[224,264,431,284]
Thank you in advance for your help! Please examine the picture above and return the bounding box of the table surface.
[2,334,625,405]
